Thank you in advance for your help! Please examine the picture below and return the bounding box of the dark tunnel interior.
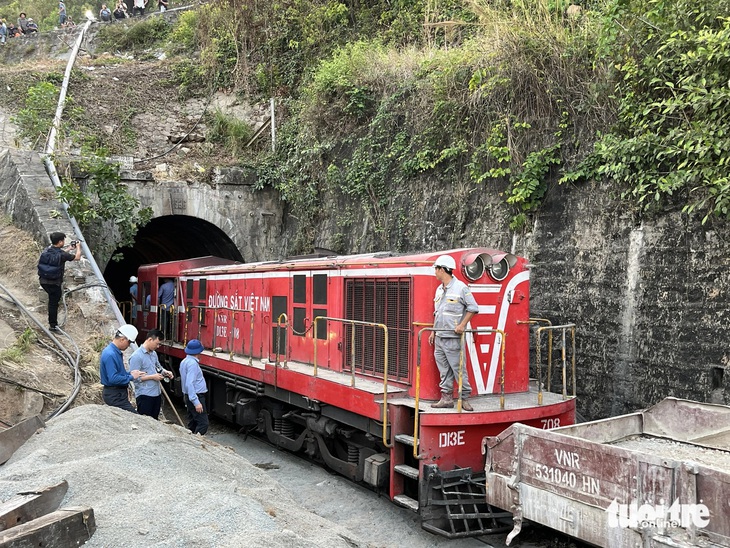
[103,215,244,310]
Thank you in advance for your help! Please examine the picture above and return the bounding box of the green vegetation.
[13,81,59,147]
[566,0,730,223]
[97,16,172,53]
[56,148,152,260]
[0,328,36,364]
[207,109,254,157]
[7,0,727,254]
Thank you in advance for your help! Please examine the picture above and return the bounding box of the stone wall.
[523,184,730,419]
[304,175,730,420]
[125,168,284,262]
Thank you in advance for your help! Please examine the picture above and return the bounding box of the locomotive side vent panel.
[344,278,411,382]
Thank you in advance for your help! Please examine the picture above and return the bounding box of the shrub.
[13,81,59,147]
[97,16,171,52]
[207,109,254,157]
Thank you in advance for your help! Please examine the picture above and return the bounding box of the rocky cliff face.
[525,184,729,419]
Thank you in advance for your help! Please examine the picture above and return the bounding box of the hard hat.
[129,275,138,283]
[117,324,138,341]
[433,255,456,271]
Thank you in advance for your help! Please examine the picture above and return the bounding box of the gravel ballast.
[0,405,364,547]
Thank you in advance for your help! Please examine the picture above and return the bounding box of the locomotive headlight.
[488,258,510,281]
[463,255,485,281]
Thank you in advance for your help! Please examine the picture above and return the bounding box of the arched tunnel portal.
[103,214,244,309]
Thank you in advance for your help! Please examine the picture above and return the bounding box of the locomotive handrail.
[183,305,256,364]
[157,304,176,341]
[119,300,133,324]
[413,325,506,459]
[313,316,391,449]
[518,318,553,403]
[536,324,576,403]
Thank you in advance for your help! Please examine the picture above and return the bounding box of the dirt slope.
[0,218,109,427]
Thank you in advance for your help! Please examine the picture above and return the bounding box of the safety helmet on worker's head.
[129,275,138,283]
[433,255,456,271]
[117,324,138,341]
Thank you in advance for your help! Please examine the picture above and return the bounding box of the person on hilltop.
[58,1,67,26]
[17,12,28,34]
[113,1,128,19]
[37,232,82,332]
[7,22,21,37]
[133,0,148,17]
[158,0,168,12]
[100,4,112,21]
[0,20,7,44]
[25,18,38,33]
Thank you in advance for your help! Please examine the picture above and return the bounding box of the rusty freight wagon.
[483,397,730,547]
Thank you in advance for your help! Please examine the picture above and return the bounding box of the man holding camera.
[37,232,81,332]
[130,328,173,419]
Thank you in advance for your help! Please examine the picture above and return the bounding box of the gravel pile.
[0,405,364,547]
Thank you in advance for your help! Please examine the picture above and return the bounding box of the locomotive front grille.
[345,278,411,382]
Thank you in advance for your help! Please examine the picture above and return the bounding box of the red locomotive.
[134,248,576,537]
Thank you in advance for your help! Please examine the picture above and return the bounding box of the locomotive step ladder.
[393,432,419,510]
[389,409,512,538]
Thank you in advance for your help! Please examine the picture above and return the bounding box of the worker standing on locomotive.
[100,324,144,413]
[428,255,479,411]
[179,339,209,435]
[130,329,173,419]
[158,278,175,338]
[129,275,138,323]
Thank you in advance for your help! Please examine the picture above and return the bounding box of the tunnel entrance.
[103,215,244,314]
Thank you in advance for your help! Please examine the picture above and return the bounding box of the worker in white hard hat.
[99,324,144,413]
[129,275,138,323]
[428,255,479,411]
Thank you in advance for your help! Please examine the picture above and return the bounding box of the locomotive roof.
[177,248,485,276]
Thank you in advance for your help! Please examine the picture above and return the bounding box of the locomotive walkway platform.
[166,342,573,414]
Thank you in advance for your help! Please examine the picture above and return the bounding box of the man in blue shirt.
[130,329,173,419]
[100,324,144,413]
[179,339,208,434]
[157,278,175,339]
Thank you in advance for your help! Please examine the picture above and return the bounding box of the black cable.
[0,376,65,397]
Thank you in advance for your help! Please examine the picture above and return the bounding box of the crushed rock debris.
[0,405,364,548]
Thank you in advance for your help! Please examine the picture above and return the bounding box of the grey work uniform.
[433,278,479,396]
